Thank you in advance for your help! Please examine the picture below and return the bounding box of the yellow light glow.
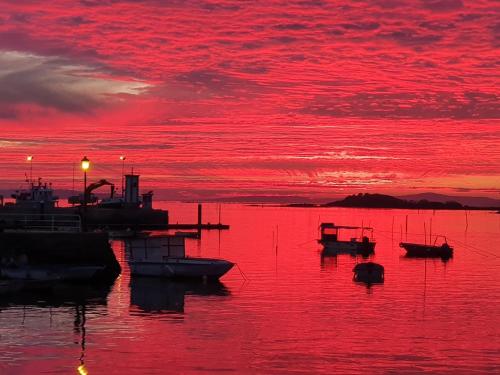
[77,364,89,375]
[119,155,126,161]
[81,156,90,171]
[27,155,33,161]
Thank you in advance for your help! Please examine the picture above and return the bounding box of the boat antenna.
[72,162,76,195]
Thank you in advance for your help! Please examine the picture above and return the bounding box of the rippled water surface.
[1,204,499,374]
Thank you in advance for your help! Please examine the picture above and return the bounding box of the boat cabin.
[320,223,373,243]
[126,235,186,262]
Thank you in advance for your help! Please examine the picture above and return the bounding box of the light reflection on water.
[1,204,499,374]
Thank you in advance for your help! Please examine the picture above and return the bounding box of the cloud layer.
[0,0,498,199]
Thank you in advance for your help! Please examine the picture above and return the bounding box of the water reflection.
[320,249,374,269]
[1,206,498,374]
[0,281,113,309]
[0,281,112,374]
[320,247,375,258]
[400,254,453,264]
[129,276,230,315]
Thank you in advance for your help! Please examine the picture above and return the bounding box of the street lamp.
[119,155,126,197]
[81,156,90,231]
[26,155,33,184]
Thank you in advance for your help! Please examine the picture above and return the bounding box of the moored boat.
[130,258,234,280]
[400,241,453,259]
[353,262,384,284]
[126,235,234,280]
[319,223,375,255]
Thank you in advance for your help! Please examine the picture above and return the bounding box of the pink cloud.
[0,0,498,200]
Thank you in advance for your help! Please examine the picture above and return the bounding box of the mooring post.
[197,203,202,238]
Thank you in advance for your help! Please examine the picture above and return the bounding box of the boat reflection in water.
[320,248,383,290]
[129,276,230,315]
[320,246,375,265]
[0,280,113,308]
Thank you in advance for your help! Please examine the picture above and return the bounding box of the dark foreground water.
[1,204,499,374]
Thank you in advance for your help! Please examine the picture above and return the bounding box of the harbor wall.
[0,206,169,229]
[0,232,120,279]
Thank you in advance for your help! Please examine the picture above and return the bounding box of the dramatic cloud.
[0,51,148,115]
[0,0,498,200]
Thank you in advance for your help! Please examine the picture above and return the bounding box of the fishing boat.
[400,237,453,259]
[353,262,384,284]
[319,223,375,255]
[8,178,59,210]
[125,235,234,280]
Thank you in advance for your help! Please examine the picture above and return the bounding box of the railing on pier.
[0,213,82,232]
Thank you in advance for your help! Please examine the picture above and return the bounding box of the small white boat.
[319,223,376,255]
[0,265,104,281]
[126,236,234,280]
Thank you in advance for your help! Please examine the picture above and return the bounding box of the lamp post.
[119,155,126,197]
[81,156,90,231]
[26,155,33,184]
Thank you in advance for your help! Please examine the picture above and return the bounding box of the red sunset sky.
[0,0,498,201]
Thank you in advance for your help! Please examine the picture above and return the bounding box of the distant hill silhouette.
[324,193,491,210]
[399,193,500,208]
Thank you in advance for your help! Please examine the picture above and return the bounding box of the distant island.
[288,193,500,210]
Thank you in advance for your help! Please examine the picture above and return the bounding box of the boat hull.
[129,258,234,280]
[320,240,375,255]
[400,242,453,258]
[353,262,384,284]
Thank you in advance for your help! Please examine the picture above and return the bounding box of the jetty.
[166,203,229,231]
[0,229,121,282]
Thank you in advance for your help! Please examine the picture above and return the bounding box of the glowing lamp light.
[119,155,126,161]
[81,156,90,171]
[77,364,89,375]
[27,155,33,161]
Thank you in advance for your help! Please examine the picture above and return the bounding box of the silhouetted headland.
[287,193,500,210]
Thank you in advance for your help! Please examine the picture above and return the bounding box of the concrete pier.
[0,232,120,280]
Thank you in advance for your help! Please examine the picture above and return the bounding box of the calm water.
[1,204,499,374]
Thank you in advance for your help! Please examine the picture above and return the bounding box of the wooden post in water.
[429,218,432,245]
[405,215,408,241]
[197,203,202,238]
[391,216,395,246]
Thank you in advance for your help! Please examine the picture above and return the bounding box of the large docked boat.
[319,223,376,255]
[8,178,59,210]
